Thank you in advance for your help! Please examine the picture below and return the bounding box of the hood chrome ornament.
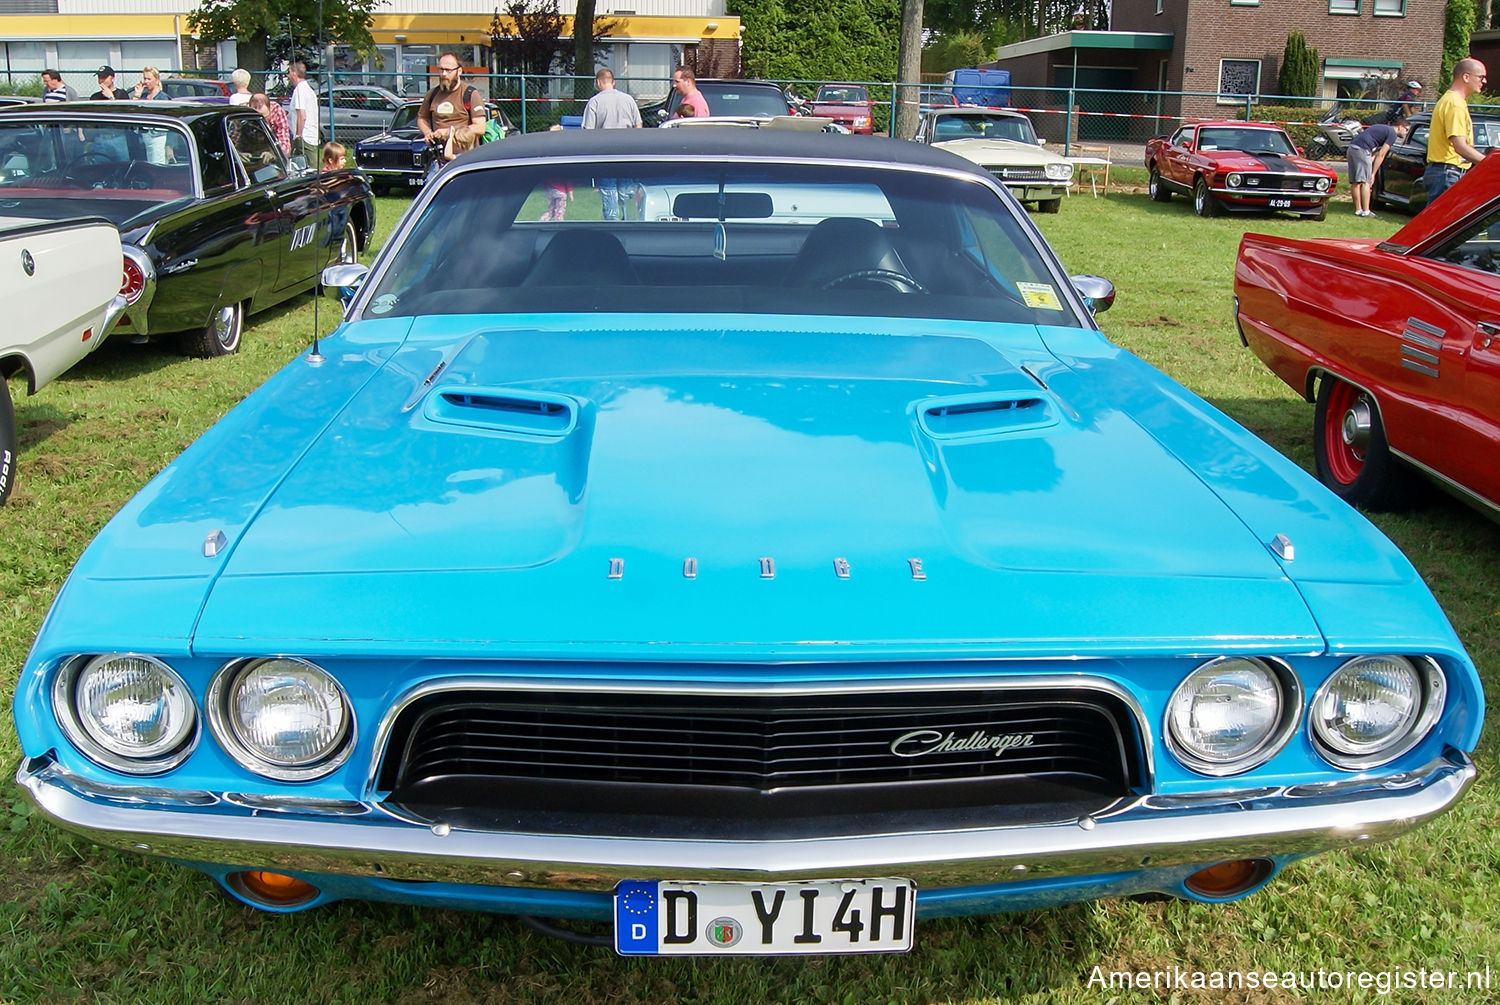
[203,529,228,557]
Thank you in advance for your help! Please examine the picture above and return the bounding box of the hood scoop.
[917,392,1057,440]
[424,386,579,439]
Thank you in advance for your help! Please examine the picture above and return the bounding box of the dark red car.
[1235,152,1500,518]
[1146,120,1338,219]
[807,83,874,134]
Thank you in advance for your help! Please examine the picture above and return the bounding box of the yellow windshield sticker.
[1017,282,1064,311]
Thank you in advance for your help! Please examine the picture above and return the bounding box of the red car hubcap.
[1323,381,1368,485]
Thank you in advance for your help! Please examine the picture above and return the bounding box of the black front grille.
[357,148,415,171]
[378,686,1147,838]
[1240,173,1322,190]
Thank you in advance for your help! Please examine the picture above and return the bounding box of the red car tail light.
[120,256,146,304]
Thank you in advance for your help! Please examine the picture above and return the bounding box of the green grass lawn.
[2,188,1497,1003]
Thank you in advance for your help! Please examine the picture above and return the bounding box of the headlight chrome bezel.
[52,654,199,774]
[1310,655,1445,770]
[207,657,355,781]
[1045,161,1073,182]
[1227,172,1243,188]
[1164,656,1302,776]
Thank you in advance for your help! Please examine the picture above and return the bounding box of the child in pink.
[540,179,573,221]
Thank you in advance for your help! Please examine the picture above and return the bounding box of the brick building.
[984,0,1443,138]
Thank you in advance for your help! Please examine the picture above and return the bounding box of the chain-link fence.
[0,65,1441,161]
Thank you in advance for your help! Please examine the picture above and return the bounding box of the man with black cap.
[91,66,121,100]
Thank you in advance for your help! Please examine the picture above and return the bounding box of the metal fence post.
[1244,94,1252,122]
[1065,87,1075,156]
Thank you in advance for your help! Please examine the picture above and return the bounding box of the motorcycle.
[1307,104,1365,160]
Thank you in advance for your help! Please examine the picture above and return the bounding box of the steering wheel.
[820,268,925,294]
[119,161,154,190]
[71,151,113,167]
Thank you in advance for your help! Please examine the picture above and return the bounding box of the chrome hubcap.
[1341,398,1371,451]
[214,306,236,345]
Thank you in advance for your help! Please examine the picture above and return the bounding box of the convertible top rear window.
[363,160,1080,326]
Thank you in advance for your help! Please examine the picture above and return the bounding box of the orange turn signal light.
[233,870,319,906]
[1184,859,1273,898]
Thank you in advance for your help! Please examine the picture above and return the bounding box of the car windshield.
[920,90,957,106]
[0,120,196,197]
[389,105,422,133]
[816,86,868,103]
[671,86,790,117]
[932,114,1036,144]
[363,160,1078,326]
[1196,127,1296,156]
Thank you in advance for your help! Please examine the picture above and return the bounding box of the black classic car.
[0,102,375,355]
[1374,109,1500,213]
[355,99,513,193]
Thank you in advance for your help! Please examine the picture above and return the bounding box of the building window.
[1374,0,1404,14]
[1217,58,1261,104]
[1156,0,1163,12]
[1329,0,1359,13]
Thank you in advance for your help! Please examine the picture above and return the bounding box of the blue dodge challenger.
[13,128,1481,956]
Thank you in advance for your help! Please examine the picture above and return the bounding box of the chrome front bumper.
[17,749,1475,892]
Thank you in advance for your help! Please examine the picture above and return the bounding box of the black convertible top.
[465,125,994,180]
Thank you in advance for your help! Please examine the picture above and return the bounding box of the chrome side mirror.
[321,263,369,307]
[1071,274,1115,314]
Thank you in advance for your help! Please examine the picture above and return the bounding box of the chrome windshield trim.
[360,672,1157,795]
[348,150,1097,327]
[18,750,1475,892]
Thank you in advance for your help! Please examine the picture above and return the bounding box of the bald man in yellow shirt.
[1423,57,1489,207]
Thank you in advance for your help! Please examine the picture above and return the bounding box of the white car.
[913,108,1073,213]
[0,216,123,504]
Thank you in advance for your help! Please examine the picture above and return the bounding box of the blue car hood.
[185,317,1338,657]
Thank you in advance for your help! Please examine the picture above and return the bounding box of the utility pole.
[894,0,924,139]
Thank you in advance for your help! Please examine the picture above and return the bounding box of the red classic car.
[807,84,874,134]
[1235,152,1500,517]
[1146,121,1338,219]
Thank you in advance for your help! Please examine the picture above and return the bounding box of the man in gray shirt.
[581,69,642,220]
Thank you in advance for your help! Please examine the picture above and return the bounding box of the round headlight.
[1227,173,1243,187]
[1311,656,1443,769]
[1045,162,1073,181]
[1316,176,1331,192]
[55,654,197,773]
[1166,657,1297,775]
[208,658,353,780]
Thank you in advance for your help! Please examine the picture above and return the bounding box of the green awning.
[991,31,1175,61]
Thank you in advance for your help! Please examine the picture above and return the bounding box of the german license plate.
[1269,197,1293,208]
[614,879,915,956]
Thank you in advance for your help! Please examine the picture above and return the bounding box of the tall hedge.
[1441,0,1477,90]
[1277,31,1319,105]
[728,0,901,83]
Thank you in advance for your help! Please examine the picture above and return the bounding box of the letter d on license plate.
[615,879,915,955]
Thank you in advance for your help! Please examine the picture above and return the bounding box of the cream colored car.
[0,215,123,503]
[914,108,1073,213]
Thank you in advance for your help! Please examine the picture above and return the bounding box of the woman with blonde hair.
[132,66,167,101]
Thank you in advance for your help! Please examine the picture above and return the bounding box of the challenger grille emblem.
[890,729,1035,759]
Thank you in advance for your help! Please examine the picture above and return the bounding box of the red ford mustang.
[1235,153,1500,517]
[1147,121,1338,219]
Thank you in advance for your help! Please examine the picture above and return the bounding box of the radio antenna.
[307,0,328,366]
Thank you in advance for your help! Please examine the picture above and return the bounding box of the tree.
[924,0,1106,44]
[921,32,992,75]
[1441,0,1477,90]
[491,0,568,83]
[895,0,923,139]
[187,0,384,89]
[1277,31,1319,104]
[729,0,900,82]
[573,0,596,98]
